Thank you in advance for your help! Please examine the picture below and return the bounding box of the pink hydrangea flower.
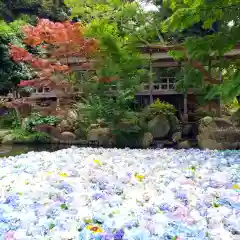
[4,231,16,240]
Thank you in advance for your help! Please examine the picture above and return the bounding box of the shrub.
[24,113,61,132]
[149,99,176,116]
[10,129,50,142]
[142,99,176,122]
[0,109,20,129]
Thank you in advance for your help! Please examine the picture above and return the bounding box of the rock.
[178,140,192,149]
[182,124,192,137]
[67,109,78,123]
[89,124,100,130]
[2,134,15,144]
[21,118,30,132]
[197,116,240,150]
[34,124,62,139]
[172,131,182,143]
[197,137,224,150]
[87,127,112,147]
[97,119,108,128]
[60,132,76,141]
[15,103,32,118]
[198,116,216,132]
[169,115,181,133]
[148,114,170,139]
[58,120,72,132]
[75,127,86,139]
[231,108,240,126]
[0,130,10,141]
[214,117,233,128]
[141,132,153,148]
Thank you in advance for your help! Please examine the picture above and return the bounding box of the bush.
[10,129,50,142]
[223,99,240,115]
[149,99,176,116]
[24,113,61,132]
[142,99,176,122]
[0,109,20,129]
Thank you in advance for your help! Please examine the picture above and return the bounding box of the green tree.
[65,0,149,146]
[65,0,163,45]
[0,0,70,22]
[160,0,240,102]
[0,19,32,95]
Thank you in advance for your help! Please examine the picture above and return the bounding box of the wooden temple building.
[11,43,240,120]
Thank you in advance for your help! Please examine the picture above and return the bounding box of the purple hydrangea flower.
[92,192,105,200]
[113,229,124,240]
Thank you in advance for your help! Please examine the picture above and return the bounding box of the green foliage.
[24,113,61,132]
[0,19,32,94]
[10,128,50,142]
[161,0,240,100]
[0,109,20,129]
[65,0,160,45]
[148,98,176,117]
[0,0,70,22]
[65,0,148,143]
[222,98,240,115]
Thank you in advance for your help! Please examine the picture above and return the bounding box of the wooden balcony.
[26,87,83,99]
[137,77,180,95]
[100,77,180,96]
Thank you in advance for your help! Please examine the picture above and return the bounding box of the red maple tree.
[9,18,99,89]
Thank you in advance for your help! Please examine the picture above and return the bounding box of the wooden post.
[216,68,222,117]
[208,59,212,112]
[183,93,188,122]
[149,52,154,104]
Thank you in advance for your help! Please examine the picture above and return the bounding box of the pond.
[0,146,239,239]
[0,144,71,157]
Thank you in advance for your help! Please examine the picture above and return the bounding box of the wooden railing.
[140,77,177,92]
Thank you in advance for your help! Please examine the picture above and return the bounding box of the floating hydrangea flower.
[58,172,69,177]
[92,192,105,200]
[134,173,145,182]
[4,231,16,240]
[113,229,124,239]
[0,147,239,239]
[93,159,102,166]
[86,224,104,233]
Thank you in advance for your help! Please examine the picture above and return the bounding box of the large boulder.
[87,127,112,147]
[197,116,240,150]
[148,114,170,139]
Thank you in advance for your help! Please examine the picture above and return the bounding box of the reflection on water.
[0,144,72,158]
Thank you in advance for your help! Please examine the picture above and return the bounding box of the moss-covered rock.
[2,134,15,144]
[0,130,10,141]
[148,114,170,139]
